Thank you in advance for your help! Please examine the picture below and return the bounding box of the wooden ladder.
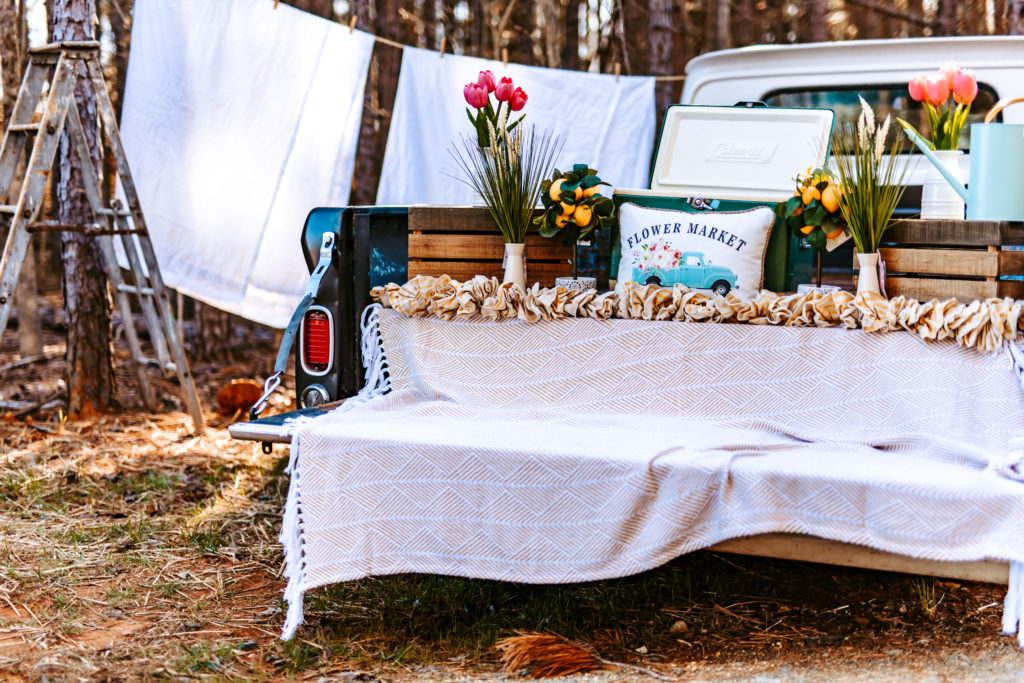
[0,41,204,432]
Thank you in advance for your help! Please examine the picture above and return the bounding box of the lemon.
[554,213,570,228]
[573,204,593,226]
[549,178,566,202]
[801,185,821,205]
[573,185,583,201]
[825,226,843,239]
[582,186,601,198]
[560,201,575,215]
[821,185,840,213]
[800,225,815,235]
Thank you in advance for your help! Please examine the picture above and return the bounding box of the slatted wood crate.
[407,206,574,286]
[856,218,1024,301]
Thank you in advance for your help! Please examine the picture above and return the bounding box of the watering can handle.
[985,97,1024,124]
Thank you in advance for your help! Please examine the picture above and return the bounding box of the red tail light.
[301,308,332,374]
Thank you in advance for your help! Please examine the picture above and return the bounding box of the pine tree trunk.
[350,0,379,205]
[807,0,827,42]
[422,0,437,49]
[561,0,580,69]
[49,0,115,416]
[506,0,536,65]
[649,0,673,130]
[621,0,648,75]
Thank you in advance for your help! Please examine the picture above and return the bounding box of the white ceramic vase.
[856,252,881,297]
[921,149,966,220]
[503,242,526,290]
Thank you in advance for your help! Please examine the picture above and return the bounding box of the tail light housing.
[300,306,333,376]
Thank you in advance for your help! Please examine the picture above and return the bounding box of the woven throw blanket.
[371,275,1024,354]
[281,305,1024,646]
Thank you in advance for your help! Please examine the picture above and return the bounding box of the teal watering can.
[901,97,1024,222]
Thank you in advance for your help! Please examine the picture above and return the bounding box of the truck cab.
[633,251,738,295]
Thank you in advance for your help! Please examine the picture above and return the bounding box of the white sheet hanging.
[119,0,374,327]
[376,47,657,205]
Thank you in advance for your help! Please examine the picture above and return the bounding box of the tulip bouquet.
[450,72,562,259]
[904,61,978,150]
[464,70,528,148]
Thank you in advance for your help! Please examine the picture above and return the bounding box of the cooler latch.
[688,195,721,211]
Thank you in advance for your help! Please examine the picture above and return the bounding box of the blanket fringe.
[280,303,391,640]
[1004,561,1024,648]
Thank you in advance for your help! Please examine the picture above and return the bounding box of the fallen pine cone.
[215,379,264,416]
[494,631,675,681]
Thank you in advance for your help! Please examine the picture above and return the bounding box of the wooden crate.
[407,206,574,287]
[854,218,1024,301]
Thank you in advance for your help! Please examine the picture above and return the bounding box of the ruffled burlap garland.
[370,275,1024,354]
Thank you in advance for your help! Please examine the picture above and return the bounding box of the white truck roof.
[682,36,1024,125]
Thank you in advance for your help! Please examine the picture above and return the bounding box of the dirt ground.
[1,301,1023,681]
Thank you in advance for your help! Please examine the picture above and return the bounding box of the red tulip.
[938,61,959,89]
[463,82,488,109]
[907,74,928,102]
[508,87,528,111]
[494,76,515,102]
[477,70,496,93]
[924,76,949,106]
[953,68,978,106]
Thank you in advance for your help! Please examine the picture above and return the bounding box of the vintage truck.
[228,37,1022,587]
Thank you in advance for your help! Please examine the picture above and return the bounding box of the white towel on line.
[119,0,374,327]
[376,47,657,205]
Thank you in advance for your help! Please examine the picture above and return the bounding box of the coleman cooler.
[612,103,836,292]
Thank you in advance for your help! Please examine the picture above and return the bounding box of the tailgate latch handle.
[249,231,336,424]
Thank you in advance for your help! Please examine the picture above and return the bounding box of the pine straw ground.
[0,314,1021,681]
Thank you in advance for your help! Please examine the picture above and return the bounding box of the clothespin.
[349,15,357,33]
[614,62,621,82]
[273,0,279,8]
[502,47,509,68]
[439,35,447,58]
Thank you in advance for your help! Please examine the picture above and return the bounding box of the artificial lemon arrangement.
[775,167,845,252]
[536,165,616,246]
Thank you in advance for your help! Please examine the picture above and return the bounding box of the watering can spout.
[898,120,969,202]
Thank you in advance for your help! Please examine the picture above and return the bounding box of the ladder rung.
[7,123,40,133]
[96,208,132,218]
[116,283,154,296]
[139,357,177,372]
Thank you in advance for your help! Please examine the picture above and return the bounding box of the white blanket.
[120,0,374,327]
[282,307,1024,645]
[375,47,656,205]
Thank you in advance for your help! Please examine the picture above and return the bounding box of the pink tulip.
[924,76,949,106]
[477,70,496,93]
[494,76,515,102]
[953,68,978,106]
[508,87,528,112]
[907,74,928,102]
[938,61,959,89]
[463,82,489,109]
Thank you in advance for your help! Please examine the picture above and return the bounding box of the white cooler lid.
[650,105,835,203]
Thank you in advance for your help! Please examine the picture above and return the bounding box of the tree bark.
[621,0,648,75]
[505,0,536,65]
[561,0,580,70]
[1012,0,1024,34]
[649,0,673,131]
[807,0,828,42]
[49,0,115,416]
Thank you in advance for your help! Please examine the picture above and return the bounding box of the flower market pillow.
[616,203,775,298]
